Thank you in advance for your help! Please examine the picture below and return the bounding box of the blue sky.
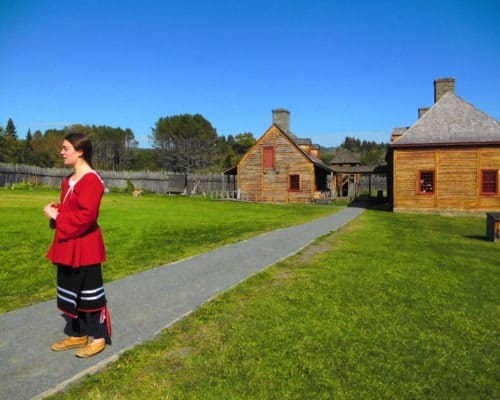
[1,0,499,148]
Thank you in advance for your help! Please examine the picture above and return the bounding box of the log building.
[234,109,334,203]
[387,78,500,213]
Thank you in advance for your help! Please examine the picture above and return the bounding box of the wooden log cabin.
[387,78,500,213]
[234,108,334,203]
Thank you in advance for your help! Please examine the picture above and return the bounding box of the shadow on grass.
[348,196,392,212]
[463,235,494,242]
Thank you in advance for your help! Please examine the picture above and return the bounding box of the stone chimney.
[310,144,320,159]
[391,127,408,143]
[272,108,290,134]
[434,78,455,103]
[418,107,430,118]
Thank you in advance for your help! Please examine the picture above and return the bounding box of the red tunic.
[46,171,107,268]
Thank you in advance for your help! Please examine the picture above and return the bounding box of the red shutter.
[263,146,274,169]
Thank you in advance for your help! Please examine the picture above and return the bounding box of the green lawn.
[45,209,499,399]
[0,189,342,313]
[2,189,497,399]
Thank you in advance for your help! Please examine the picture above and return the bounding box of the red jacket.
[46,171,106,267]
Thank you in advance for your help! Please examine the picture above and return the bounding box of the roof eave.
[389,141,500,149]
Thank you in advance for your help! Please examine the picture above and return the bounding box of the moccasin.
[51,336,88,351]
[75,340,106,358]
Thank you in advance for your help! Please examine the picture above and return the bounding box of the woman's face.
[60,140,82,166]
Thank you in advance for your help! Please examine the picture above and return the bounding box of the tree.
[227,132,256,167]
[233,132,256,155]
[339,136,387,165]
[340,136,362,153]
[20,129,35,164]
[42,129,66,167]
[212,135,234,171]
[0,126,5,162]
[129,148,157,170]
[30,130,53,166]
[151,113,218,172]
[210,132,257,171]
[0,118,21,162]
[5,118,17,139]
[89,125,136,170]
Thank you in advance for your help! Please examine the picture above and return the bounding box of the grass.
[44,209,499,399]
[0,189,344,313]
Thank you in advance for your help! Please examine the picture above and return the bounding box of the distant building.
[330,148,361,167]
[329,148,361,197]
[229,108,334,203]
[387,78,500,213]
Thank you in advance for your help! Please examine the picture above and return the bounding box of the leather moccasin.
[51,336,88,351]
[75,340,106,358]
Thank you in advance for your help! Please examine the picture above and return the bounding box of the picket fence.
[0,163,238,198]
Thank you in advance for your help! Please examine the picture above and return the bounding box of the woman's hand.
[43,203,59,220]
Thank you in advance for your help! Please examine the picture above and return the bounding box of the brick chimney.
[272,108,290,134]
[434,78,455,103]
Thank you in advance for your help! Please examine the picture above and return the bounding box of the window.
[289,174,300,191]
[419,171,434,194]
[263,146,274,169]
[482,170,498,194]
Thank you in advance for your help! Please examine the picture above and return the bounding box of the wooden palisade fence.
[0,163,237,198]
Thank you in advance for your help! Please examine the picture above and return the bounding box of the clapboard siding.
[393,146,500,212]
[437,149,477,210]
[478,148,500,209]
[238,126,315,203]
[393,149,435,209]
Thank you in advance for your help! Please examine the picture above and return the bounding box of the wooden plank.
[393,146,500,212]
[238,126,316,202]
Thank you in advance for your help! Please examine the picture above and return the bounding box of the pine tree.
[1,118,20,162]
[21,129,35,164]
[5,118,17,139]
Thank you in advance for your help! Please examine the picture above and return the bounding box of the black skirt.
[56,264,107,318]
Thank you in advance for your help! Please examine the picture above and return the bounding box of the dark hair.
[65,133,93,167]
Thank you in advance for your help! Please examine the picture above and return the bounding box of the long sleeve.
[46,172,107,267]
[56,175,104,241]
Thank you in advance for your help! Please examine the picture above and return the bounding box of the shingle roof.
[332,164,388,174]
[330,148,360,164]
[391,127,409,137]
[281,130,334,172]
[394,92,500,146]
[295,138,312,145]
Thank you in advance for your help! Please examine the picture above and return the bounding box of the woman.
[43,133,111,358]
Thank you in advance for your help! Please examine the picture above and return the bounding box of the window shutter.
[263,146,274,169]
